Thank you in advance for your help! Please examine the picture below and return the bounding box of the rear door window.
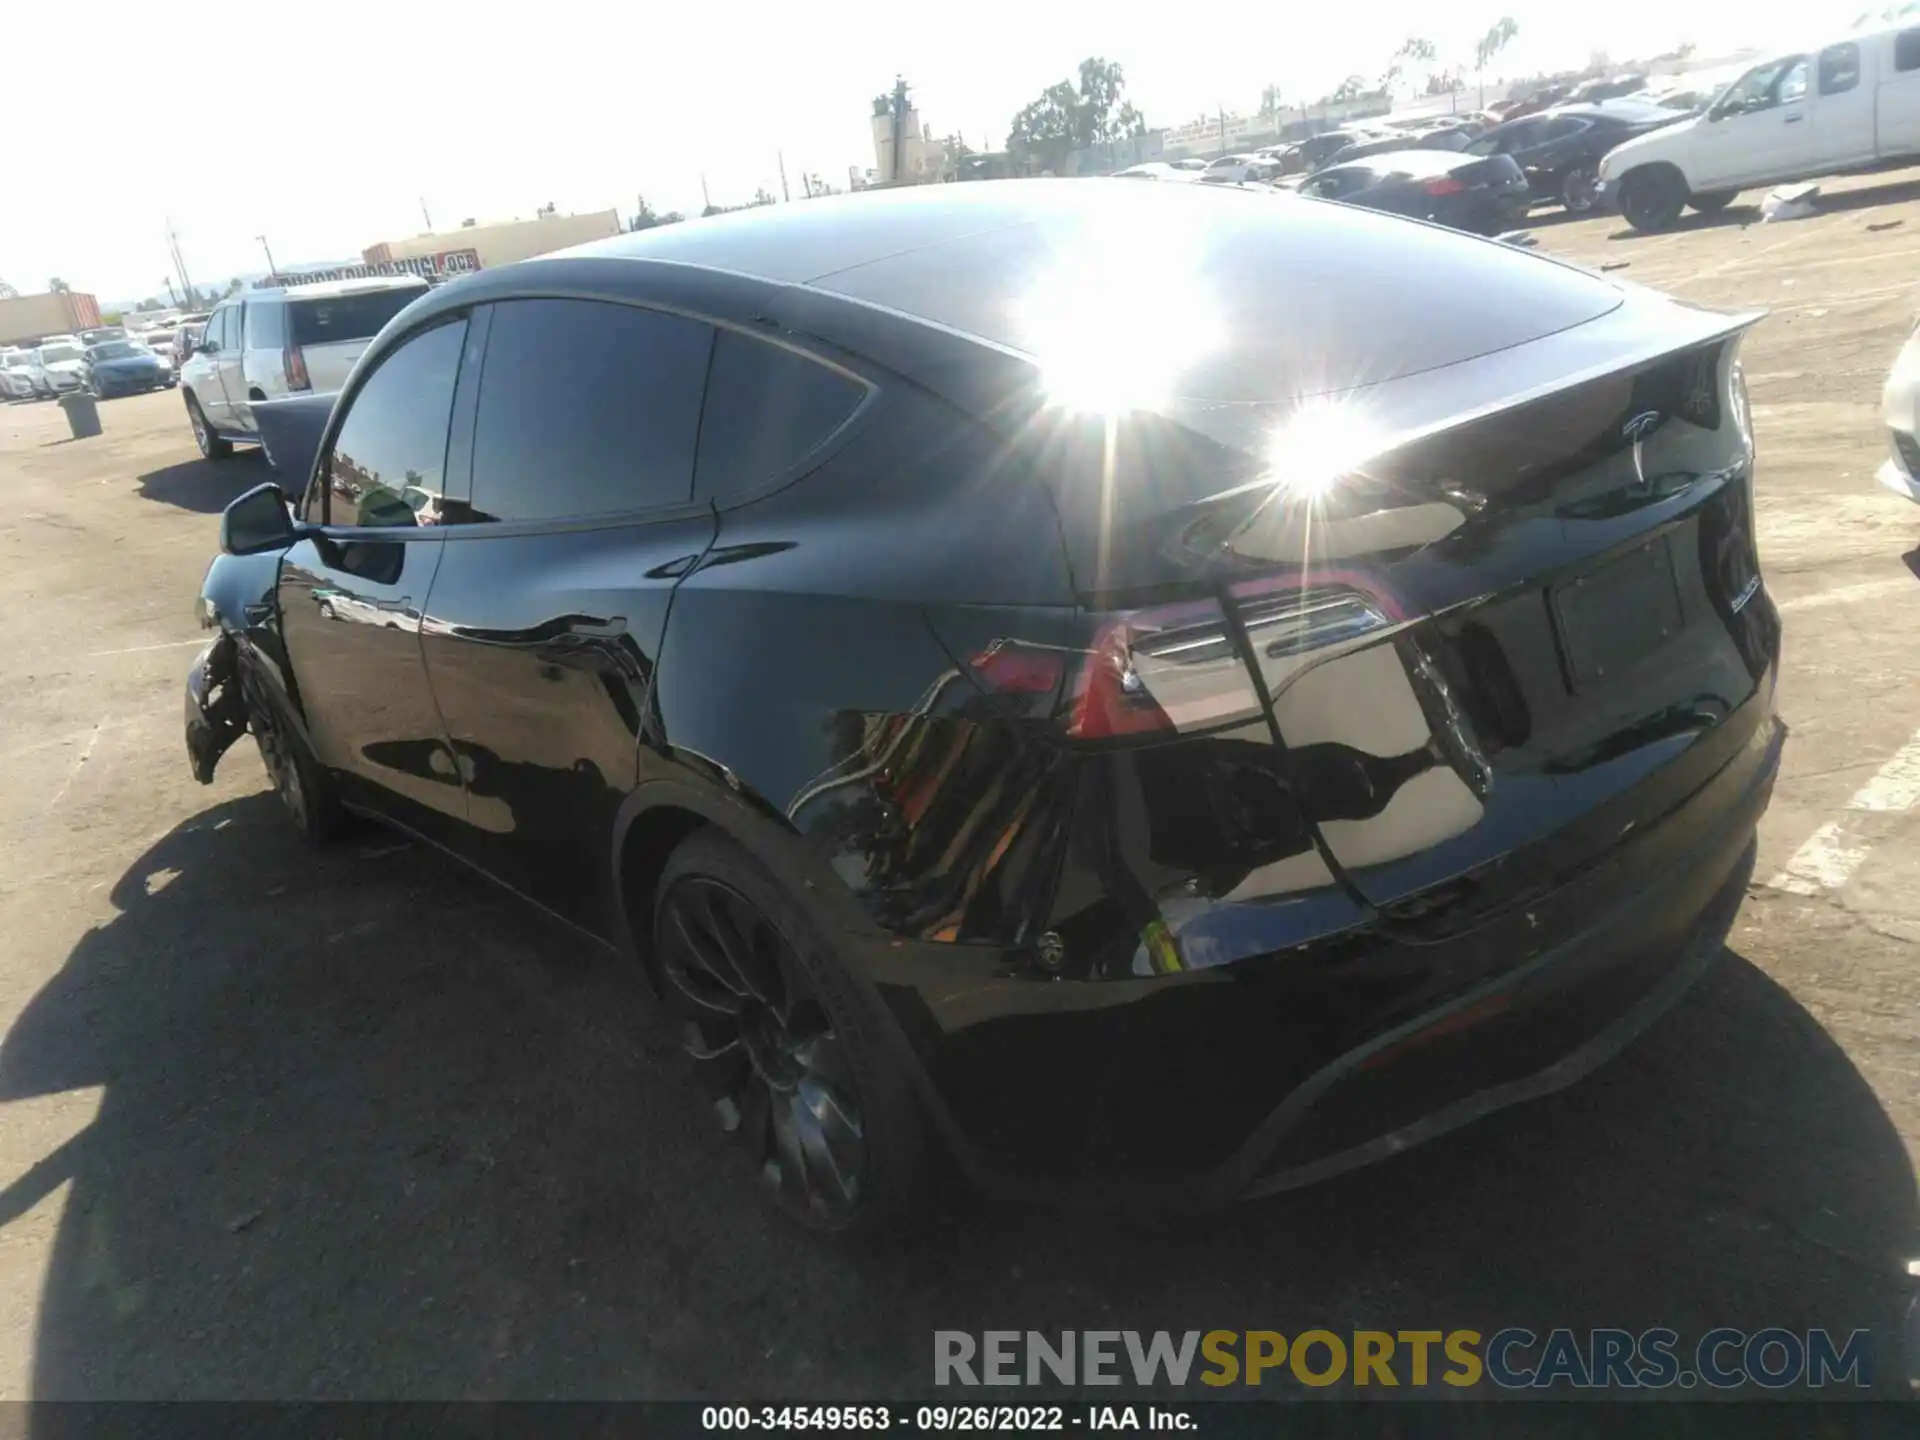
[1818,43,1861,95]
[468,298,713,523]
[1898,28,1920,72]
[290,287,428,347]
[693,330,868,503]
[319,319,468,528]
[245,301,285,350]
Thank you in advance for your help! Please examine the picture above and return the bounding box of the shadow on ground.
[136,452,273,514]
[0,796,1912,1400]
[1602,175,1920,242]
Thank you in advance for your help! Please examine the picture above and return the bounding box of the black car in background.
[1324,125,1479,169]
[1281,127,1386,173]
[1300,150,1533,234]
[1466,100,1689,213]
[187,180,1781,1236]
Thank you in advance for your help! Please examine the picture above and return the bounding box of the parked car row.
[0,333,177,401]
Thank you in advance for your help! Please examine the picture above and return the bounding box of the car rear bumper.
[859,703,1784,1210]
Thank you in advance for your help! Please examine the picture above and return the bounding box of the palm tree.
[1259,83,1284,128]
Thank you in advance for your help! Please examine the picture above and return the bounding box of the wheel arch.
[1621,158,1691,192]
[609,766,885,995]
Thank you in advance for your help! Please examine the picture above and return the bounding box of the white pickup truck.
[1598,17,1920,230]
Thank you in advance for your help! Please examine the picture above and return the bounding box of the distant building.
[362,210,622,271]
[871,101,948,184]
[0,290,102,347]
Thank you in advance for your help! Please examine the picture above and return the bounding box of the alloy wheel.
[657,876,866,1221]
[189,401,210,458]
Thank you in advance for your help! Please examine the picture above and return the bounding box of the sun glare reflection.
[1265,398,1383,503]
[1018,208,1220,414]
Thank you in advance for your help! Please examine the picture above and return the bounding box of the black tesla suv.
[186,179,1782,1235]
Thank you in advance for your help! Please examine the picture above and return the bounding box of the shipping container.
[0,292,102,347]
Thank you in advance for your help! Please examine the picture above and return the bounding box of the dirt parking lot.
[1,174,1918,1402]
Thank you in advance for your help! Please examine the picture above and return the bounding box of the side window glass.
[246,302,285,350]
[1898,28,1920,72]
[324,320,467,529]
[694,330,867,503]
[1819,43,1861,96]
[1778,60,1809,106]
[204,309,229,351]
[468,299,712,523]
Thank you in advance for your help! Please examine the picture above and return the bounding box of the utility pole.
[778,151,790,202]
[165,218,196,310]
[163,277,179,307]
[419,196,434,232]
[700,172,712,212]
[256,235,278,277]
[1218,104,1226,155]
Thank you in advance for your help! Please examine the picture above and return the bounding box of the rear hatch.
[1034,323,1773,927]
[288,285,429,391]
[815,190,1772,928]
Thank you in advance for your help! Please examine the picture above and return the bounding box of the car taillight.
[1423,176,1467,197]
[965,582,1396,743]
[284,345,310,392]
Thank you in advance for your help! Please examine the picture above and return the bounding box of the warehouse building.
[362,210,622,270]
[0,290,103,347]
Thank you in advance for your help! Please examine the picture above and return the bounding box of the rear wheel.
[185,392,233,460]
[1559,164,1599,214]
[1688,190,1738,214]
[241,663,344,844]
[1618,166,1688,232]
[652,831,936,1236]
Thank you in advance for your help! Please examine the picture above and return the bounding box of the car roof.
[1544,98,1683,122]
[1330,149,1473,177]
[259,276,431,300]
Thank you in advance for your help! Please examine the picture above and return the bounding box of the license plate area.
[1549,534,1685,693]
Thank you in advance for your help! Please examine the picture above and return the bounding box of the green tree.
[1259,83,1285,125]
[629,195,684,231]
[1008,57,1145,173]
[1329,75,1369,102]
[48,277,69,294]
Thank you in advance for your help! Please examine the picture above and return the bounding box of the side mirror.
[196,339,218,355]
[220,482,300,555]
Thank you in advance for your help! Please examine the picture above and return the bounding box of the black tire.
[1559,164,1599,214]
[240,662,344,844]
[185,391,233,460]
[652,830,937,1237]
[1618,166,1688,232]
[1688,190,1738,214]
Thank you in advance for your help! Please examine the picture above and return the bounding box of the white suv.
[178,276,429,459]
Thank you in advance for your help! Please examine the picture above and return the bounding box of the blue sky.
[2,0,1783,302]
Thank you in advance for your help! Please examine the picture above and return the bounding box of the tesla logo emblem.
[1622,410,1664,444]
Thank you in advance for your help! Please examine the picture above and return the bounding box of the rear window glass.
[694,330,868,502]
[88,342,141,359]
[289,288,426,347]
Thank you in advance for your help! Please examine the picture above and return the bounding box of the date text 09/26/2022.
[702,1407,1189,1432]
